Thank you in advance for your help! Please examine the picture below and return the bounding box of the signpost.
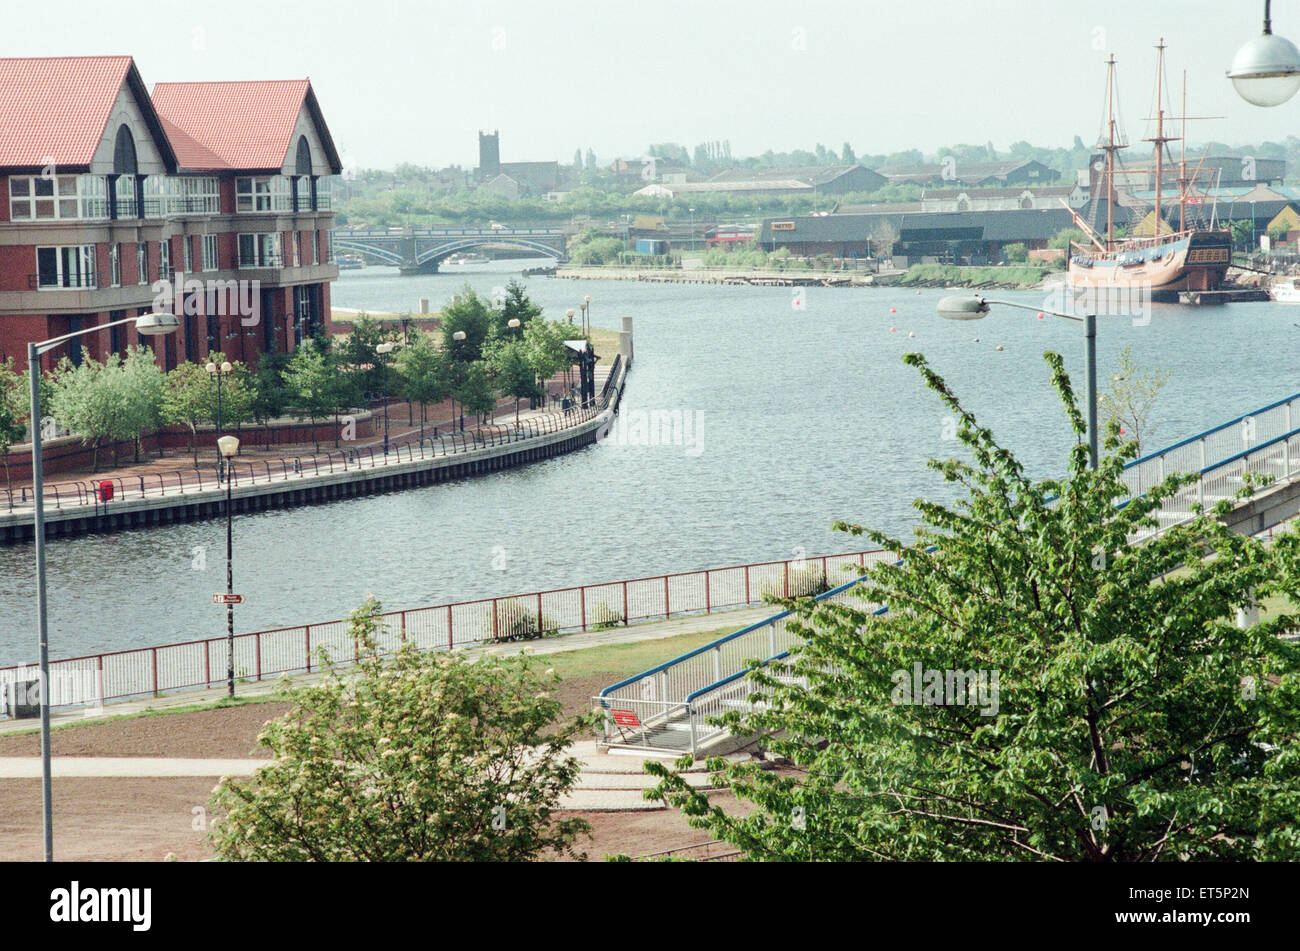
[212,593,244,605]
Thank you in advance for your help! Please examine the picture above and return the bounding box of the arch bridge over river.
[333,227,566,274]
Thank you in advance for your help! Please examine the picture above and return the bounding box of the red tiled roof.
[151,80,325,172]
[0,56,141,169]
[157,116,229,172]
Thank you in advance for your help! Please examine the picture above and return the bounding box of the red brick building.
[0,56,341,373]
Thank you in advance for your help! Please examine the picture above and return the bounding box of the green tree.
[395,329,450,439]
[1003,242,1029,263]
[48,355,117,471]
[456,362,496,426]
[1098,344,1170,453]
[339,313,392,402]
[117,346,167,462]
[441,286,492,362]
[496,280,542,336]
[250,350,291,423]
[1049,227,1088,251]
[491,339,542,425]
[284,345,341,453]
[208,597,593,861]
[523,318,572,403]
[648,351,1300,861]
[0,358,28,494]
[1231,219,1254,253]
[163,362,216,466]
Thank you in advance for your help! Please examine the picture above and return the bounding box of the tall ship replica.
[1066,41,1232,302]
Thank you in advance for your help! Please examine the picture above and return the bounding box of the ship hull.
[1067,230,1231,301]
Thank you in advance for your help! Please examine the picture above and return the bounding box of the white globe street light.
[1228,1,1300,106]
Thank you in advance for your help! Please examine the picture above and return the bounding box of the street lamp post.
[376,341,394,455]
[1228,1,1300,106]
[205,359,233,482]
[451,330,466,432]
[937,295,1099,469]
[565,309,577,396]
[27,311,179,861]
[218,434,240,697]
[582,295,592,336]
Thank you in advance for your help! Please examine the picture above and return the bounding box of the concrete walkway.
[0,740,749,811]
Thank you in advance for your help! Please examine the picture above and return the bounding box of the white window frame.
[137,243,148,285]
[202,234,219,271]
[312,229,320,266]
[237,232,281,268]
[159,240,172,280]
[35,245,97,290]
[115,174,137,218]
[9,174,109,220]
[173,176,220,215]
[236,175,292,213]
[110,244,121,287]
[183,235,193,273]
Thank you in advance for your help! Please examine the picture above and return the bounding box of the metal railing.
[0,361,625,513]
[1120,392,1300,539]
[594,559,894,753]
[0,547,885,717]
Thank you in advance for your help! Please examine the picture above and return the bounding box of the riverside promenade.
[0,327,631,544]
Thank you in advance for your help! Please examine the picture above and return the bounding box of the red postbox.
[98,480,114,503]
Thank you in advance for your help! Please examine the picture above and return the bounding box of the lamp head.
[1228,31,1300,106]
[452,330,467,341]
[135,312,179,336]
[937,296,991,320]
[217,435,240,458]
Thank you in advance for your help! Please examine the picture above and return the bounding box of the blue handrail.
[597,574,865,698]
[1123,392,1300,470]
[683,605,891,704]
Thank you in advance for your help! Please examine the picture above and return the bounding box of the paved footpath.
[0,742,752,811]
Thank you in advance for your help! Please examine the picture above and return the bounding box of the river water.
[2,258,1298,665]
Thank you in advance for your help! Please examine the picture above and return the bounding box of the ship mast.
[1143,39,1178,240]
[1098,54,1128,251]
[1179,70,1188,233]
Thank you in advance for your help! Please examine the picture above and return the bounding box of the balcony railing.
[32,273,97,290]
[237,254,283,270]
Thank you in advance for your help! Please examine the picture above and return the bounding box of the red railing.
[0,549,883,713]
[0,388,613,512]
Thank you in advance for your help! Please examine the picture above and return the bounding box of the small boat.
[1270,278,1300,303]
[444,252,490,266]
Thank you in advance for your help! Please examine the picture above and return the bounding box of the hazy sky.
[6,0,1293,170]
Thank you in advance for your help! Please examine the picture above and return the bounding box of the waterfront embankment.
[553,263,1053,290]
